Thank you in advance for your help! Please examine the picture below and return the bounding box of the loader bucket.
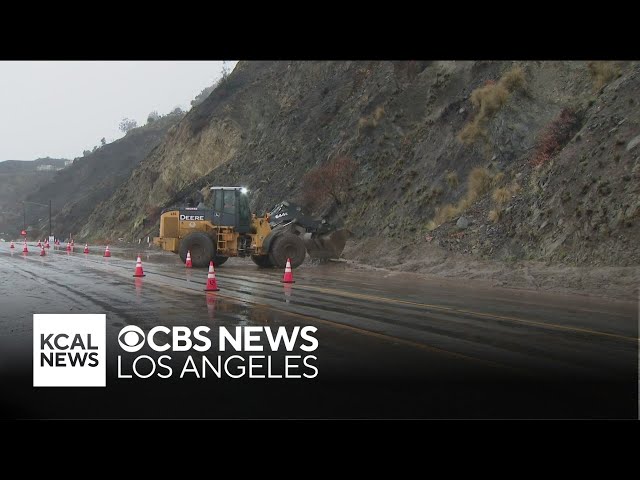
[302,229,350,260]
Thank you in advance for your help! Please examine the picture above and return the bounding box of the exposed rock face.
[80,60,639,268]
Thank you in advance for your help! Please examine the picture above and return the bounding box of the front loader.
[153,186,349,269]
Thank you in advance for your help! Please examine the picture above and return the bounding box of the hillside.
[79,61,639,284]
[24,113,183,239]
[0,158,67,238]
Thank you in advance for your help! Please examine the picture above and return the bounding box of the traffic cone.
[83,244,89,254]
[39,245,46,256]
[10,241,14,249]
[37,240,41,247]
[204,261,219,291]
[185,250,193,268]
[45,240,50,249]
[104,245,111,257]
[133,255,146,277]
[22,241,28,253]
[281,258,295,283]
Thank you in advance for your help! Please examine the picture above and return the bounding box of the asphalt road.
[0,242,637,418]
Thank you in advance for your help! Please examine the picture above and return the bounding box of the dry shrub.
[445,171,459,187]
[301,156,358,212]
[458,66,527,144]
[458,121,487,144]
[588,61,620,91]
[500,67,526,92]
[467,167,492,201]
[491,171,505,187]
[488,209,502,223]
[530,108,579,167]
[357,105,385,134]
[432,204,461,227]
[358,116,376,130]
[492,187,511,206]
[470,82,509,116]
[373,106,385,122]
[427,167,493,230]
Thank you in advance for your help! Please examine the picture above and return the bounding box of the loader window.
[214,190,223,212]
[223,190,236,215]
[238,192,250,222]
[236,190,251,233]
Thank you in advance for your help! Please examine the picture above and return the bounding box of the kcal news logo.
[33,314,106,387]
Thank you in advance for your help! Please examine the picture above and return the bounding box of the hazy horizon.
[0,61,237,161]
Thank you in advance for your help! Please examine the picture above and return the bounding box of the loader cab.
[210,186,252,233]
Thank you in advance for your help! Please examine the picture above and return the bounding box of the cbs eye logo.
[118,326,145,352]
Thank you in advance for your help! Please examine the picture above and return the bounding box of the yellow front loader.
[153,186,348,269]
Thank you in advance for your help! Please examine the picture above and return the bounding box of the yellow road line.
[296,285,638,343]
[140,278,511,371]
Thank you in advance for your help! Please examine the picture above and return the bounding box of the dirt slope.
[79,61,639,279]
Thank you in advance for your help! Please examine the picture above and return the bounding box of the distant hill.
[0,158,67,174]
[0,158,67,238]
[24,113,184,239]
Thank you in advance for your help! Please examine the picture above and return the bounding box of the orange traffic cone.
[37,240,41,247]
[40,245,46,256]
[83,244,89,254]
[104,245,111,257]
[204,261,219,291]
[185,250,193,268]
[133,255,146,277]
[45,239,50,249]
[281,258,295,283]
[66,242,71,252]
[10,240,14,249]
[22,241,28,253]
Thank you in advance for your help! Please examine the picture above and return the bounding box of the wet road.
[0,242,637,418]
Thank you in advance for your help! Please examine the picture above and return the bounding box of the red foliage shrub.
[301,156,358,212]
[530,108,579,167]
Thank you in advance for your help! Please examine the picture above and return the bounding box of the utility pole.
[22,200,51,237]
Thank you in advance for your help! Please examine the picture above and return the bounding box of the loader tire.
[251,255,273,268]
[269,233,306,269]
[179,232,215,268]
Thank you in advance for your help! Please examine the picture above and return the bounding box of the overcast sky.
[0,61,238,161]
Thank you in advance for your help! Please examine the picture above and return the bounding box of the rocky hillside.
[80,61,639,268]
[25,114,182,239]
[0,158,67,238]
